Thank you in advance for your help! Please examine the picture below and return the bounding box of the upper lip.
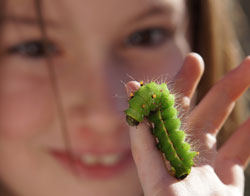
[50,125,130,156]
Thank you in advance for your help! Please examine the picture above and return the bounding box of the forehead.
[6,0,186,24]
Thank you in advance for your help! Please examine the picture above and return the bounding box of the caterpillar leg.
[148,122,155,135]
[168,167,176,177]
[156,142,162,151]
[150,127,155,135]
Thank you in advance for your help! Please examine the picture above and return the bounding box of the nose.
[56,58,127,142]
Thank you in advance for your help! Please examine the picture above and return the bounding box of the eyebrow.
[2,15,58,27]
[129,4,173,23]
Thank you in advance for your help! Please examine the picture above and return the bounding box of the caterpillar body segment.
[125,81,198,179]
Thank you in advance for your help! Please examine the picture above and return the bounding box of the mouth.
[51,149,133,179]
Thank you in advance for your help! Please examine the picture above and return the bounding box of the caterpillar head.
[177,174,188,180]
[126,115,139,126]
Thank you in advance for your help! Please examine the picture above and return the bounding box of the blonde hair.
[187,0,248,147]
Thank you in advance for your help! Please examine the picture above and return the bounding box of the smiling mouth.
[51,149,134,179]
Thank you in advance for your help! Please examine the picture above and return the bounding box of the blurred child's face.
[0,0,189,195]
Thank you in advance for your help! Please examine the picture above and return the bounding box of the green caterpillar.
[125,81,198,179]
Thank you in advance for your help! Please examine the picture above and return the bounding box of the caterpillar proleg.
[125,81,198,179]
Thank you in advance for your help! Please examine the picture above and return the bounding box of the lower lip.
[52,150,133,179]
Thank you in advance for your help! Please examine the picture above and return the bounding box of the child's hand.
[126,53,250,196]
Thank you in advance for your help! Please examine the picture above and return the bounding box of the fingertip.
[174,53,205,98]
[188,52,203,60]
[243,55,250,63]
[125,81,140,97]
[182,53,205,78]
[186,52,205,74]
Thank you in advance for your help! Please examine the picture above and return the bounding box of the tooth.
[100,154,122,165]
[81,154,99,165]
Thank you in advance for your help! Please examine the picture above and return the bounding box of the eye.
[124,27,171,48]
[6,40,59,58]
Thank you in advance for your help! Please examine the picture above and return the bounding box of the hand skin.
[126,53,250,196]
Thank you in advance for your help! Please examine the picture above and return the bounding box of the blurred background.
[238,0,250,54]
[237,0,250,195]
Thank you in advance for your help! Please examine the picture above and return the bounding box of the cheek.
[162,35,192,78]
[0,73,56,139]
[155,38,191,80]
[119,37,191,82]
[165,41,187,77]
